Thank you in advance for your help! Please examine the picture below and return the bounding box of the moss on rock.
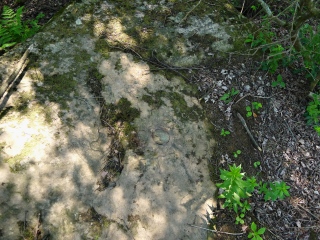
[142,89,203,122]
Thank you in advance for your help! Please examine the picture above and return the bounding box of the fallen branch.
[0,44,33,100]
[297,204,320,221]
[237,112,262,151]
[188,224,245,236]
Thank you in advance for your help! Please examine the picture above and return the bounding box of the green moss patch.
[85,69,142,189]
[101,98,140,125]
[142,89,203,121]
[36,73,77,110]
[94,39,111,59]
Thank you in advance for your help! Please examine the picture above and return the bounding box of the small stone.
[244,85,251,92]
[221,69,228,75]
[152,129,170,145]
[296,221,301,228]
[257,87,265,96]
[75,18,82,25]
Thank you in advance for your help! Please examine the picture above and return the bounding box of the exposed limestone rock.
[0,0,248,239]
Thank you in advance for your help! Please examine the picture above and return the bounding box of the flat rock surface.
[0,0,232,239]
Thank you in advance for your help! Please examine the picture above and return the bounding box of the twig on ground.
[267,228,285,240]
[188,224,245,236]
[297,204,320,221]
[0,44,32,99]
[235,94,273,104]
[179,0,202,25]
[0,44,33,111]
[235,93,250,104]
[237,112,262,151]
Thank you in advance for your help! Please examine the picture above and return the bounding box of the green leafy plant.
[220,88,239,103]
[305,93,320,125]
[305,93,320,136]
[220,128,230,137]
[0,5,44,50]
[246,102,262,117]
[253,161,260,168]
[263,44,286,73]
[233,150,241,158]
[251,5,257,11]
[259,181,290,201]
[272,74,286,88]
[216,164,252,215]
[216,164,290,236]
[248,222,266,240]
[299,24,320,88]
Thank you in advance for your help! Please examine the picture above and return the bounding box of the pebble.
[75,19,82,25]
[244,85,251,92]
[152,129,170,145]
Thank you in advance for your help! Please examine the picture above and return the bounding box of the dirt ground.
[1,1,320,239]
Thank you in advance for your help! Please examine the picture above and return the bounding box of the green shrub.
[245,17,320,136]
[0,5,44,50]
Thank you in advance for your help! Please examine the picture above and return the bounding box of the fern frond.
[0,5,43,51]
[1,6,16,20]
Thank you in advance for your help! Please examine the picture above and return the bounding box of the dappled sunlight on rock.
[0,0,224,238]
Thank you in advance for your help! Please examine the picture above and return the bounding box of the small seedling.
[235,214,245,224]
[220,128,230,136]
[272,74,286,88]
[220,88,239,103]
[259,181,290,201]
[253,161,261,168]
[248,222,266,240]
[251,5,257,11]
[233,150,241,158]
[246,102,262,117]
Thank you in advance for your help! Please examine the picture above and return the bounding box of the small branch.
[305,0,320,17]
[179,0,202,25]
[240,0,246,15]
[188,224,245,236]
[256,0,286,26]
[0,44,33,99]
[297,204,320,221]
[237,112,262,151]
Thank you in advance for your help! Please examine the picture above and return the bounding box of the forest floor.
[1,1,319,239]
